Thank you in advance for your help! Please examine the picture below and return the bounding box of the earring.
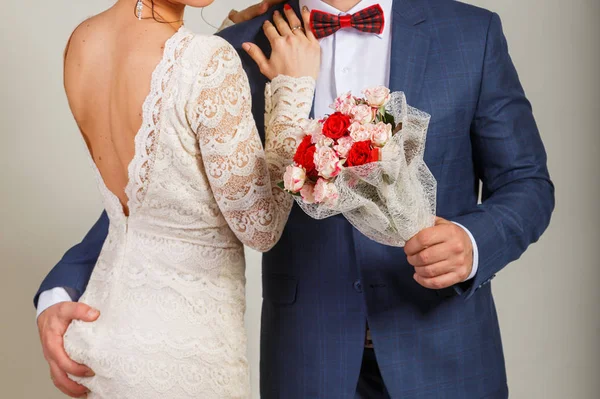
[136,0,143,20]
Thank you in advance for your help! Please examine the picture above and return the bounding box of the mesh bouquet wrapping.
[289,92,437,247]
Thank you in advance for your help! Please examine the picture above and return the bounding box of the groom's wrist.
[452,222,479,281]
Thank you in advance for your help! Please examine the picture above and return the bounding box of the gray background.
[1,0,599,397]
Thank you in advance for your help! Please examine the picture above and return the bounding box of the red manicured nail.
[284,4,292,11]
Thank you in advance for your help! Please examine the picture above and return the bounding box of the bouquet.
[280,87,437,247]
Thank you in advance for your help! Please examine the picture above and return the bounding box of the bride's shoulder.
[64,15,106,63]
[183,32,241,69]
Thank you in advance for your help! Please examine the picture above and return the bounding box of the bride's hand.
[243,6,320,80]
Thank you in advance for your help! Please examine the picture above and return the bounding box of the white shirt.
[301,0,393,119]
[37,0,478,318]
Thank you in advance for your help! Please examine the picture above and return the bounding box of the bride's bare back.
[64,6,181,215]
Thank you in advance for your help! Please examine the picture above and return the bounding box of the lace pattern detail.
[125,27,193,214]
[265,75,316,182]
[190,42,315,252]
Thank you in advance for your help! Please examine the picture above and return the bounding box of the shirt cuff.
[452,222,479,282]
[36,287,73,319]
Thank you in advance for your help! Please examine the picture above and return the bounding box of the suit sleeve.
[452,13,555,299]
[33,211,109,307]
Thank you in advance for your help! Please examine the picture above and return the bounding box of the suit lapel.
[389,0,430,105]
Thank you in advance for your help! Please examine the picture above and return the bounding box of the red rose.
[322,112,351,140]
[293,135,318,177]
[345,141,380,167]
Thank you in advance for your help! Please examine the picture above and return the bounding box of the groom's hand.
[229,0,287,24]
[404,217,473,289]
[38,302,99,398]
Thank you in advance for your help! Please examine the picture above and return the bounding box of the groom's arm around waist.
[452,12,555,298]
[34,211,109,314]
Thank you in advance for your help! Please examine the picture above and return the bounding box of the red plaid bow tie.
[310,4,385,39]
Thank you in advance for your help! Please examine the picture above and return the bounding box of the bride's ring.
[291,26,304,33]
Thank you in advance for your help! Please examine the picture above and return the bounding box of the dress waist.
[95,225,245,285]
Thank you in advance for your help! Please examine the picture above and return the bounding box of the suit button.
[353,280,363,293]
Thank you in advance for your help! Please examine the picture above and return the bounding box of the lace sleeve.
[190,42,315,251]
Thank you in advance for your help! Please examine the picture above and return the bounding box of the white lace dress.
[62,27,315,399]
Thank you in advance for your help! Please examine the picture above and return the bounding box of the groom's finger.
[229,0,288,24]
[414,271,459,290]
[51,335,95,377]
[49,361,89,398]
[229,1,269,24]
[404,225,448,256]
[243,43,271,78]
[58,302,100,323]
[413,260,453,278]
[407,243,450,267]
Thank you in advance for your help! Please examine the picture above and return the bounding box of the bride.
[55,0,319,397]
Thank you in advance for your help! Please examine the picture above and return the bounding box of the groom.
[36,0,554,398]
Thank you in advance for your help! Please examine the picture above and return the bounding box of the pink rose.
[311,130,335,147]
[314,145,343,179]
[314,178,339,206]
[349,122,373,142]
[283,165,306,193]
[334,135,355,158]
[351,104,374,124]
[300,182,316,204]
[371,122,393,147]
[331,92,356,114]
[363,86,391,108]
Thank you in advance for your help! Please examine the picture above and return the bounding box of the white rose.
[283,165,306,193]
[363,86,391,108]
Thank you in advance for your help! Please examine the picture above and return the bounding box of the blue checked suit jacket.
[35,0,554,397]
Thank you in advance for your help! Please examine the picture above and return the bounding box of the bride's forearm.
[264,75,316,178]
